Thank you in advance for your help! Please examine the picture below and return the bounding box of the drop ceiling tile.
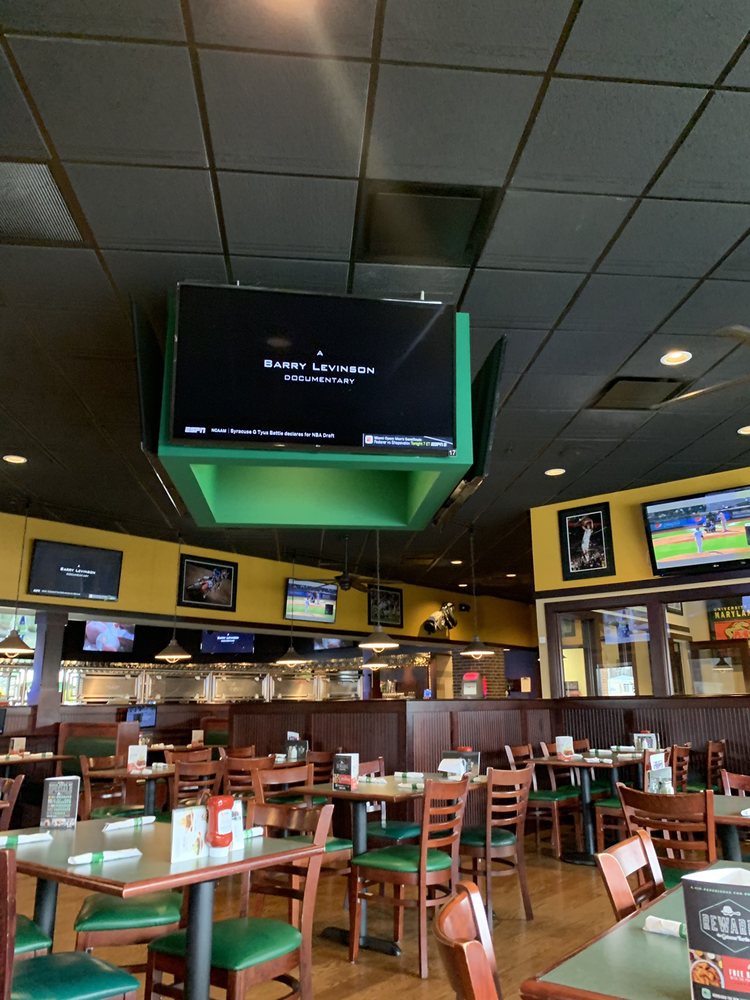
[493,407,576,440]
[0,50,48,159]
[724,48,750,87]
[669,417,750,464]
[503,372,604,410]
[559,409,654,439]
[617,331,739,379]
[0,0,186,39]
[462,269,583,328]
[219,173,357,258]
[652,93,750,202]
[480,190,633,271]
[352,264,468,302]
[660,280,750,335]
[513,79,704,195]
[558,0,749,83]
[600,200,750,278]
[558,274,694,333]
[630,409,725,441]
[469,327,547,373]
[368,65,540,185]
[22,305,132,357]
[381,0,570,70]
[713,234,750,281]
[0,246,118,310]
[530,328,647,376]
[9,37,206,166]
[200,51,368,175]
[563,461,641,496]
[189,0,376,55]
[67,164,221,251]
[230,258,349,294]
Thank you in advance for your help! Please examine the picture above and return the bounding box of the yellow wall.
[0,513,537,647]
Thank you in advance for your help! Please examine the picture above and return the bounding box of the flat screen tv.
[285,578,337,624]
[642,485,750,576]
[29,540,123,601]
[83,621,135,653]
[200,630,255,654]
[125,705,157,729]
[170,283,456,455]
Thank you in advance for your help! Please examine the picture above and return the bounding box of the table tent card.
[684,867,750,999]
[9,737,26,754]
[127,744,148,772]
[647,751,672,792]
[40,775,80,829]
[439,750,481,778]
[333,753,359,790]
[286,739,308,762]
[555,736,574,758]
[190,730,204,746]
[632,732,659,752]
[170,804,208,862]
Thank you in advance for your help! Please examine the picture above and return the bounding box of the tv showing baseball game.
[284,578,337,624]
[642,485,750,576]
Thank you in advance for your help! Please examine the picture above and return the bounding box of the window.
[559,605,652,697]
[666,595,750,696]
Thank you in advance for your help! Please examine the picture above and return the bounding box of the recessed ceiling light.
[450,559,463,565]
[2,455,27,465]
[660,349,692,366]
[506,573,517,578]
[738,425,750,436]
[544,467,566,477]
[458,582,468,588]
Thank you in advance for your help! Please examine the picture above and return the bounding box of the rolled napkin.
[741,808,750,818]
[643,915,686,939]
[102,816,156,832]
[394,771,423,780]
[360,776,387,785]
[584,757,599,763]
[0,832,52,848]
[68,848,142,866]
[398,782,425,791]
[244,826,264,839]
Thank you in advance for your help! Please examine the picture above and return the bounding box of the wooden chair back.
[670,744,691,792]
[505,744,541,791]
[0,775,24,832]
[434,881,501,1000]
[223,755,275,799]
[420,778,470,882]
[0,848,17,1000]
[486,766,533,838]
[164,748,212,765]
[251,762,314,805]
[359,756,387,819]
[306,750,340,784]
[170,759,225,809]
[617,783,716,871]
[595,829,666,920]
[540,740,588,787]
[721,769,750,796]
[80,754,128,820]
[218,745,256,761]
[707,740,727,789]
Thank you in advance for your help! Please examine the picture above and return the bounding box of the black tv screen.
[200,630,255,654]
[642,485,750,576]
[285,578,337,624]
[29,540,123,601]
[126,705,157,728]
[83,621,135,652]
[170,283,456,455]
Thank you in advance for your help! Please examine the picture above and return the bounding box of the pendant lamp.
[460,526,494,660]
[359,531,399,653]
[714,655,733,672]
[154,539,191,664]
[276,556,308,666]
[0,506,34,659]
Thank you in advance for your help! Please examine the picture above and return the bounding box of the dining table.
[5,816,322,1000]
[0,751,72,779]
[92,763,175,815]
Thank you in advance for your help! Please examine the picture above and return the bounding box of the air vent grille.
[589,377,687,410]
[0,163,82,243]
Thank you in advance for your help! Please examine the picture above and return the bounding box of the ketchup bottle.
[206,795,234,854]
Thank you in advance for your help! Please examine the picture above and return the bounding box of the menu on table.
[684,867,750,999]
[40,775,80,829]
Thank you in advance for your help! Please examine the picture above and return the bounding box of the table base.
[321,926,402,956]
[560,850,597,867]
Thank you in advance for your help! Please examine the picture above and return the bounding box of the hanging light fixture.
[154,538,191,664]
[276,555,309,666]
[0,506,34,659]
[359,531,399,653]
[460,526,494,660]
[714,655,733,672]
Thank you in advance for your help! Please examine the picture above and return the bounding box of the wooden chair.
[0,848,140,999]
[595,829,666,920]
[0,776,23,832]
[689,739,727,792]
[223,754,275,803]
[79,755,144,821]
[146,804,333,1000]
[349,777,470,979]
[460,766,534,924]
[504,744,582,859]
[617,783,716,888]
[670,744,691,793]
[365,756,422,846]
[721,769,750,796]
[434,882,502,1000]
[251,762,314,808]
[594,747,658,852]
[163,747,212,765]
[306,750,339,783]
[540,739,610,798]
[218,745,256,760]
[169,759,225,810]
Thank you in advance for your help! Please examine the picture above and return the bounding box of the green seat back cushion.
[594,797,623,810]
[61,739,117,776]
[366,820,421,841]
[14,916,51,955]
[325,837,352,853]
[266,794,306,805]
[662,867,702,890]
[460,826,516,848]
[149,917,301,972]
[75,891,182,931]
[205,732,228,747]
[90,805,144,820]
[12,952,139,1000]
[352,845,451,873]
[591,780,612,792]
[529,788,580,802]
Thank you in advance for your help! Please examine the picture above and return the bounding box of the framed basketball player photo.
[558,502,615,581]
[367,585,403,629]
[178,554,237,612]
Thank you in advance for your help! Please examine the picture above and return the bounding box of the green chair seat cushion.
[366,820,421,841]
[529,788,580,802]
[265,794,306,805]
[594,797,623,811]
[590,780,612,793]
[74,890,183,931]
[149,917,301,972]
[14,916,52,955]
[89,805,145,820]
[352,845,451,873]
[325,837,352,853]
[11,952,139,1000]
[460,826,516,848]
[687,782,719,793]
[662,867,703,890]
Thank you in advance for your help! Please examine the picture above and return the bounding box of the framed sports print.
[367,585,403,629]
[558,502,616,581]
[178,555,237,611]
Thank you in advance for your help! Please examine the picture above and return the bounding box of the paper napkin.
[102,816,156,832]
[644,915,685,939]
[398,782,425,791]
[68,848,142,866]
[395,771,423,780]
[360,776,387,785]
[244,826,264,839]
[0,832,52,848]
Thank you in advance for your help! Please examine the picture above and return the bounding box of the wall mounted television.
[170,283,456,456]
[126,705,157,729]
[642,485,750,576]
[83,621,135,653]
[285,578,337,624]
[200,630,255,654]
[29,540,123,601]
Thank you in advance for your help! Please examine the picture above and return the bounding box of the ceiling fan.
[655,325,750,408]
[330,535,370,592]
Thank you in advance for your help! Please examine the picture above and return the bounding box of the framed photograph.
[667,601,684,615]
[560,617,577,639]
[178,554,237,612]
[367,585,403,629]
[558,502,616,582]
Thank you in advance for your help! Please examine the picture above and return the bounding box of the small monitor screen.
[313,637,350,650]
[83,621,135,653]
[0,709,6,735]
[29,540,123,601]
[285,578,337,624]
[126,705,157,728]
[200,630,255,654]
